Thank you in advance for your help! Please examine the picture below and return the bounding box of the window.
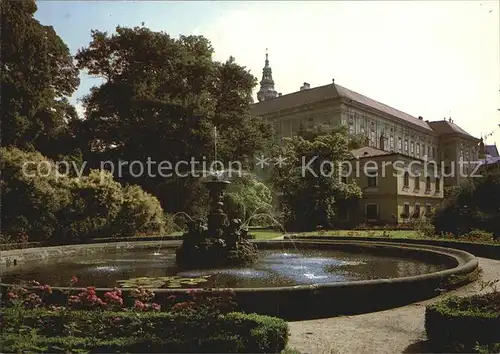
[427,146,431,158]
[410,142,414,155]
[367,175,377,188]
[360,123,365,134]
[414,204,421,217]
[404,139,408,153]
[348,118,355,135]
[370,129,376,147]
[366,204,378,219]
[414,175,420,190]
[341,176,348,184]
[403,203,410,216]
[403,172,410,188]
[390,135,394,151]
[422,144,426,157]
[426,176,431,191]
[398,137,402,152]
[435,177,440,192]
[367,168,378,188]
[432,147,436,158]
[416,143,420,157]
[425,204,432,216]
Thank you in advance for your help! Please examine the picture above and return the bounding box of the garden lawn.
[169,230,283,240]
[298,230,419,238]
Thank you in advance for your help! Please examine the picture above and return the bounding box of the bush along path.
[287,257,500,354]
[425,285,500,353]
[0,278,289,353]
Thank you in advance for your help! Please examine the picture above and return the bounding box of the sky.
[35,0,500,145]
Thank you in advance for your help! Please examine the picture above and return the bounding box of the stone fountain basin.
[0,240,479,320]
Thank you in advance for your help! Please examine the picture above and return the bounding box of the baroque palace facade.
[251,52,482,225]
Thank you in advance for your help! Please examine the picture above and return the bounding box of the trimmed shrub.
[425,292,500,350]
[1,308,289,353]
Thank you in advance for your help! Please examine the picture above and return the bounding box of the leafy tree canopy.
[74,25,271,212]
[224,175,273,221]
[432,170,500,238]
[271,128,362,231]
[1,0,80,156]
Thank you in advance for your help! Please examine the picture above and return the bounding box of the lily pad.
[166,283,182,288]
[117,275,212,288]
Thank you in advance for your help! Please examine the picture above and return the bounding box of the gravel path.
[287,257,500,354]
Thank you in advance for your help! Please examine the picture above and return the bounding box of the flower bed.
[0,278,289,353]
[425,292,500,351]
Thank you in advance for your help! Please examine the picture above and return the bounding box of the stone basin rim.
[0,240,479,294]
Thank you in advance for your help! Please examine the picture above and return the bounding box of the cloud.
[200,1,500,143]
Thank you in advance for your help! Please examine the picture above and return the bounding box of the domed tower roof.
[257,49,278,102]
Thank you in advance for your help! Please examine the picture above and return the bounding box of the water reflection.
[3,248,449,289]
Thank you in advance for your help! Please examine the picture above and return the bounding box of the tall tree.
[0,0,80,156]
[271,128,362,231]
[75,25,271,213]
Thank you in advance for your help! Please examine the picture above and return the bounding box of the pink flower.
[42,285,52,294]
[134,300,145,311]
[24,293,42,308]
[70,276,78,285]
[151,303,161,311]
[7,292,17,299]
[104,291,124,307]
[172,301,193,312]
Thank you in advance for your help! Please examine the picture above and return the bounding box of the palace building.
[251,52,483,224]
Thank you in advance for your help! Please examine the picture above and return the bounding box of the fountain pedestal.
[175,176,258,269]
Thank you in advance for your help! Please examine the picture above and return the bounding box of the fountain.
[0,126,479,320]
[175,173,259,268]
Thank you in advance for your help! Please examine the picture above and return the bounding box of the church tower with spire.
[257,49,278,102]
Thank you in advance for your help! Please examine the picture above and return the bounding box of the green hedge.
[425,292,500,349]
[1,308,289,353]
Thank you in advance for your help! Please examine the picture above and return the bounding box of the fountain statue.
[175,173,259,268]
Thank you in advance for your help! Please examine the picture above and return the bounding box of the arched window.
[435,177,441,192]
[403,172,410,188]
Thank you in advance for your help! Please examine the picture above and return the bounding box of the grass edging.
[285,235,500,260]
[425,292,500,350]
